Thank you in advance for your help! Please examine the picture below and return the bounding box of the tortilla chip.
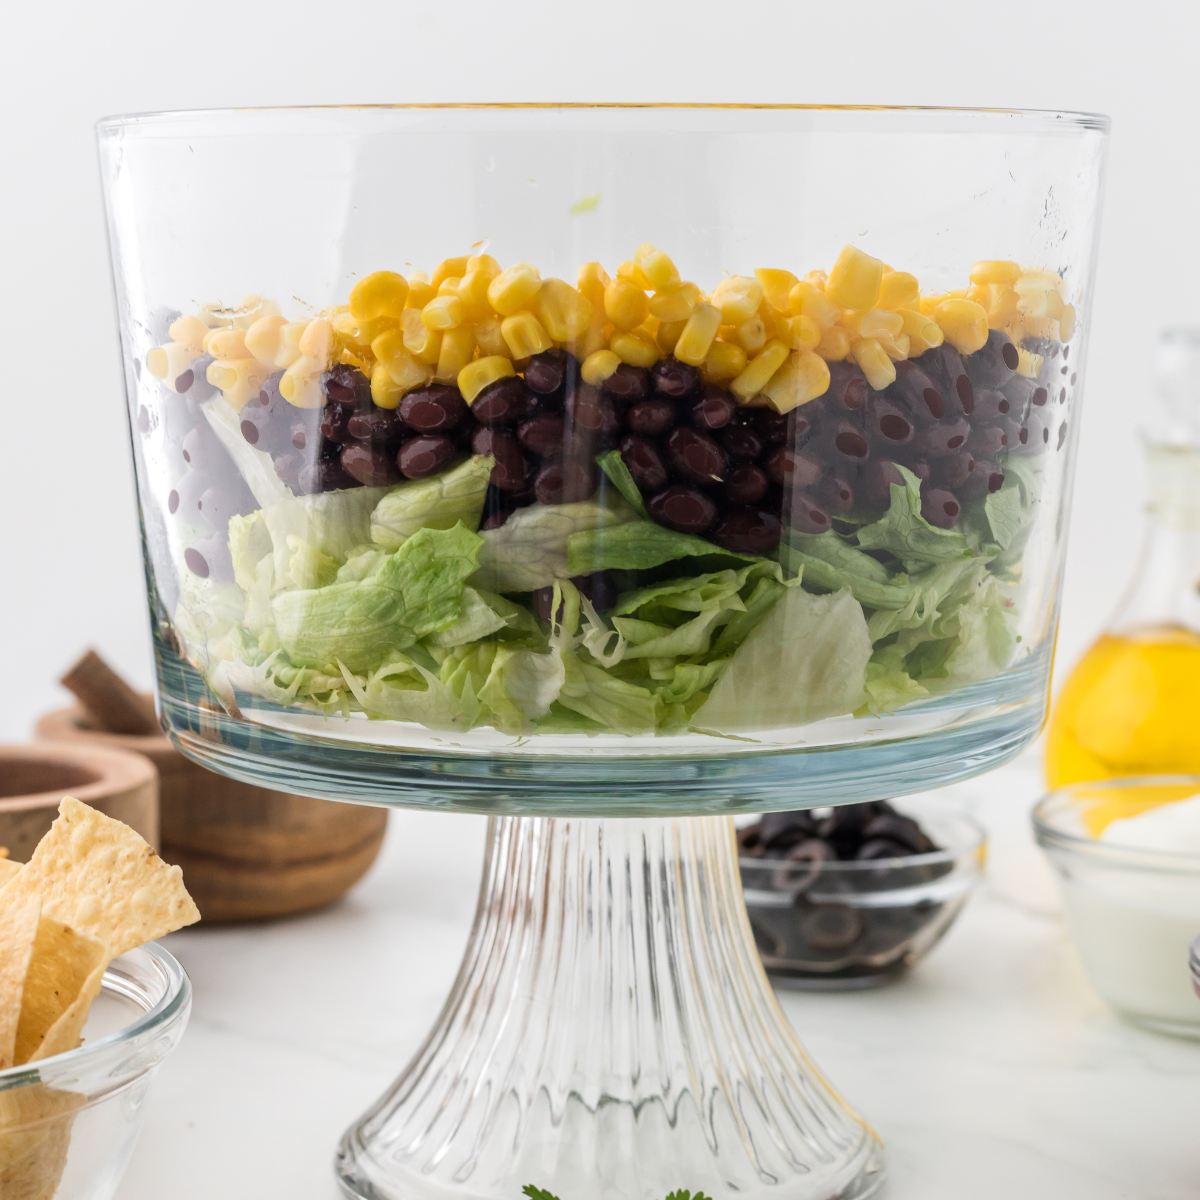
[0,895,42,1069]
[4,798,199,956]
[13,921,107,1066]
[0,1083,82,1200]
[0,847,9,859]
[31,958,108,1064]
[0,859,21,890]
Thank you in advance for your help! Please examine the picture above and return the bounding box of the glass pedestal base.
[335,815,884,1200]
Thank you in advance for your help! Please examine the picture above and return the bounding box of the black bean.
[921,487,961,528]
[240,415,265,446]
[690,385,737,432]
[712,507,782,555]
[819,475,856,514]
[935,449,976,489]
[301,456,360,494]
[863,459,906,508]
[968,424,1009,459]
[625,397,676,437]
[574,570,619,612]
[869,397,914,446]
[787,498,831,535]
[723,463,769,506]
[340,442,399,486]
[923,417,971,458]
[347,407,402,442]
[960,458,1004,501]
[620,435,669,493]
[524,348,574,396]
[889,359,945,424]
[647,486,717,534]
[566,384,620,438]
[517,413,566,457]
[1016,409,1053,454]
[471,429,527,492]
[602,363,650,403]
[471,376,528,426]
[534,458,597,504]
[965,329,1019,389]
[651,357,701,399]
[319,403,354,444]
[396,434,459,479]
[184,547,210,578]
[323,364,370,407]
[831,423,870,461]
[753,408,792,446]
[765,447,821,490]
[972,388,1011,425]
[826,361,869,414]
[999,374,1040,424]
[479,509,511,531]
[1057,420,1069,450]
[667,426,727,485]
[399,384,468,433]
[721,424,763,462]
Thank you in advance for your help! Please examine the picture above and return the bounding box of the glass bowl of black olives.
[739,799,986,989]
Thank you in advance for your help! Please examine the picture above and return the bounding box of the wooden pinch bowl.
[35,704,388,923]
[0,741,158,862]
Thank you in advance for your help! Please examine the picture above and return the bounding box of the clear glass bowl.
[1034,778,1200,1039]
[0,944,190,1199]
[98,104,1108,815]
[741,804,985,989]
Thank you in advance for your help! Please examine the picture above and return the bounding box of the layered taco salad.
[134,244,1074,738]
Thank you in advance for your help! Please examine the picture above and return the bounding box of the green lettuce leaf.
[595,449,648,515]
[271,523,482,673]
[855,464,973,569]
[858,644,929,716]
[474,495,636,592]
[567,521,756,575]
[438,641,565,732]
[782,532,913,610]
[555,651,662,733]
[369,456,494,549]
[692,587,871,730]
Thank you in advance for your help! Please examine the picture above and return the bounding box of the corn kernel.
[456,268,495,319]
[274,322,307,369]
[436,326,476,382]
[788,281,842,329]
[711,275,764,326]
[1058,303,1077,342]
[656,319,686,354]
[755,268,800,312]
[633,244,680,291]
[431,256,471,289]
[851,338,897,390]
[878,271,920,310]
[581,348,621,385]
[616,259,650,288]
[786,314,822,351]
[576,321,612,360]
[934,298,989,354]
[1017,269,1065,294]
[604,277,650,330]
[229,295,279,329]
[577,261,612,306]
[647,283,700,323]
[762,350,832,414]
[816,326,851,361]
[203,327,249,361]
[207,356,268,411]
[298,317,334,361]
[674,303,722,366]
[437,276,463,298]
[488,264,542,316]
[466,253,501,279]
[970,260,1021,287]
[243,314,288,366]
[827,245,883,310]
[1014,279,1064,320]
[983,284,1020,326]
[880,333,912,361]
[610,331,659,368]
[422,295,464,331]
[703,339,747,383]
[734,315,768,355]
[897,308,944,353]
[406,279,436,309]
[730,339,790,402]
[168,314,210,355]
[401,309,443,364]
[1016,347,1044,379]
[535,278,593,342]
[146,342,196,389]
[372,338,431,399]
[474,316,508,358]
[759,303,790,342]
[842,309,904,341]
[501,312,552,359]
[458,356,516,404]
[349,271,409,322]
[370,363,407,410]
[1015,316,1062,343]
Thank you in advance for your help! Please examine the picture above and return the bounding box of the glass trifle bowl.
[99,104,1107,1199]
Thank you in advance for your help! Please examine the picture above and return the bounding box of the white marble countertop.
[119,754,1200,1199]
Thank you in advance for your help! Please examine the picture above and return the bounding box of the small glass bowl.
[0,944,191,1199]
[739,804,986,989]
[1034,778,1200,1039]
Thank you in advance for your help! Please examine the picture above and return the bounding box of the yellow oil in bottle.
[1045,625,1200,833]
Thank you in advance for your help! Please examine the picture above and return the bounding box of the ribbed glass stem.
[338,816,881,1199]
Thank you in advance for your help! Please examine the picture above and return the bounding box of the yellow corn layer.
[156,242,1078,416]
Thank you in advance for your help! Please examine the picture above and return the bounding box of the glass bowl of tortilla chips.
[0,799,199,1199]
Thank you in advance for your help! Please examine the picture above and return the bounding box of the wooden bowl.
[35,704,388,923]
[0,741,158,861]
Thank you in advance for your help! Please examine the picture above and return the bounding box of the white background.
[0,0,1194,737]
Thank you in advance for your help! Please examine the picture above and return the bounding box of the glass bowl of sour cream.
[1034,777,1200,1038]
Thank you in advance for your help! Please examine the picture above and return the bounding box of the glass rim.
[1033,776,1200,874]
[740,805,987,872]
[0,942,190,1091]
[95,102,1111,135]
